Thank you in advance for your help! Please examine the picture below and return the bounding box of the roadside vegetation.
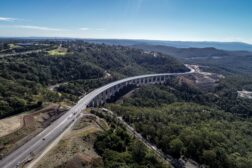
[0,78,61,118]
[0,40,187,118]
[34,113,106,168]
[109,102,252,168]
[94,126,168,168]
[56,78,114,101]
[120,76,252,117]
[2,40,252,168]
[106,79,252,168]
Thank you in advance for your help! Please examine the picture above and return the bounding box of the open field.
[238,90,252,99]
[0,104,68,158]
[8,43,22,49]
[0,115,23,137]
[48,46,67,56]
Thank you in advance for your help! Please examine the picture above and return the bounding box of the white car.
[151,145,157,150]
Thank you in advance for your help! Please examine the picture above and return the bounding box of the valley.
[1,1,252,167]
[0,39,252,168]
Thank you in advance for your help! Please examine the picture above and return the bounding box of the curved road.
[0,49,46,58]
[0,65,195,168]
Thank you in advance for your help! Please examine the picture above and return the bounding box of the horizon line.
[0,36,251,45]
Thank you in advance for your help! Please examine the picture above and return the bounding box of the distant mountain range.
[131,44,252,59]
[81,39,252,52]
[2,38,252,52]
[81,38,252,75]
[131,44,252,76]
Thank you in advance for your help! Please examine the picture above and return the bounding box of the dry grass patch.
[34,115,107,168]
[48,47,67,56]
[0,115,23,137]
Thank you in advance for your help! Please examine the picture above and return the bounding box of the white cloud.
[16,25,65,31]
[80,27,89,31]
[0,17,16,21]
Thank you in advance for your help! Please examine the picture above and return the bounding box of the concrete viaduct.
[0,65,194,168]
[84,65,194,108]
[90,75,170,107]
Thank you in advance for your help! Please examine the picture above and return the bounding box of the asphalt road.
[0,65,195,168]
[0,49,44,58]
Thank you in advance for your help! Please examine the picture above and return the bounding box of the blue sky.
[0,0,252,43]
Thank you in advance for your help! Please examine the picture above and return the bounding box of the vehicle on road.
[0,66,194,168]
[15,161,20,168]
[151,145,157,151]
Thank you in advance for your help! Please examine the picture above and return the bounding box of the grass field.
[0,115,23,137]
[48,47,67,56]
[8,43,22,49]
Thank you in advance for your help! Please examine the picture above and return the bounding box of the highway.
[0,65,195,168]
[0,49,45,58]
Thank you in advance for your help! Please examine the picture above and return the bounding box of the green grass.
[8,43,22,49]
[48,47,67,56]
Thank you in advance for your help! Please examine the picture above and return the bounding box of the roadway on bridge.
[0,65,195,168]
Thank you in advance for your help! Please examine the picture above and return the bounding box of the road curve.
[0,65,195,168]
[0,49,45,58]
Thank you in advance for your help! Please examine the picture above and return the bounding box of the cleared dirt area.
[48,82,68,92]
[238,90,252,99]
[32,113,108,168]
[0,115,23,137]
[178,66,224,92]
[0,104,69,159]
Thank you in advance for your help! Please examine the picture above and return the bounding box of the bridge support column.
[151,77,155,84]
[144,78,148,84]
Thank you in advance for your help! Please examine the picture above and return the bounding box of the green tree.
[202,150,217,166]
[169,138,184,158]
[131,141,146,162]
